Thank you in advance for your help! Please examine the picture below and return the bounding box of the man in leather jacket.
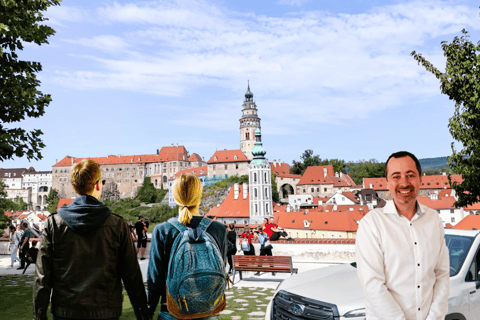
[34,159,150,320]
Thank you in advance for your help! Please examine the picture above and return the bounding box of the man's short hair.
[22,222,28,228]
[70,159,101,195]
[32,240,38,247]
[385,151,422,179]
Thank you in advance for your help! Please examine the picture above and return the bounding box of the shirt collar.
[383,200,423,218]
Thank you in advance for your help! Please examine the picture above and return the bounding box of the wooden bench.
[232,255,298,282]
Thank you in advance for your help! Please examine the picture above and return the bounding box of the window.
[339,235,342,238]
[317,188,319,192]
[236,164,239,170]
[324,188,327,192]
[254,188,257,198]
[266,203,269,213]
[451,217,455,223]
[331,235,335,238]
[303,189,305,193]
[322,233,325,238]
[265,188,268,198]
[311,188,314,192]
[224,164,227,170]
[264,172,267,183]
[212,165,216,170]
[254,172,257,182]
[255,204,258,213]
[450,209,455,214]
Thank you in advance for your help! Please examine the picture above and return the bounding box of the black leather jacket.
[34,209,150,320]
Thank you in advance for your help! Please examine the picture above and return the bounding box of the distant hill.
[419,157,449,170]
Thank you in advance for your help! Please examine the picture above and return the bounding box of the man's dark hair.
[385,151,422,179]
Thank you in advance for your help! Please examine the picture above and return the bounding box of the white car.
[265,229,480,320]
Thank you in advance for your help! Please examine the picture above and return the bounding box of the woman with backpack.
[240,227,256,256]
[226,223,237,275]
[147,173,227,320]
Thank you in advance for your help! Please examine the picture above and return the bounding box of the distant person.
[144,216,150,231]
[356,151,449,319]
[128,219,137,242]
[255,227,274,276]
[18,221,31,270]
[33,159,149,320]
[240,227,256,256]
[135,216,148,260]
[25,240,39,270]
[8,225,21,268]
[147,173,227,319]
[226,223,237,274]
[264,217,293,241]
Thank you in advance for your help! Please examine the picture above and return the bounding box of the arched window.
[266,203,269,213]
[265,188,268,198]
[163,176,167,183]
[254,188,257,198]
[254,172,257,183]
[255,204,258,213]
[264,172,267,183]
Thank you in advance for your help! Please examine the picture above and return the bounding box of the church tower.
[248,128,272,225]
[240,81,261,160]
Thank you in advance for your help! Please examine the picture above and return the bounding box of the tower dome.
[250,129,267,165]
[245,81,253,101]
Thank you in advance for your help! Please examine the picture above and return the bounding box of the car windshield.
[445,234,475,276]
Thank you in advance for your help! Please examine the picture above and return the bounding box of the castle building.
[239,81,261,160]
[248,129,273,225]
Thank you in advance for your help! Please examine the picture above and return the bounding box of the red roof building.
[296,165,356,198]
[453,215,480,230]
[57,198,74,211]
[206,150,250,179]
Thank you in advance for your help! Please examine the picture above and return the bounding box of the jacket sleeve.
[147,226,166,318]
[355,218,407,320]
[119,220,150,320]
[33,217,54,320]
[425,219,450,320]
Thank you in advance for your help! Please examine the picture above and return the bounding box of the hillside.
[419,156,449,170]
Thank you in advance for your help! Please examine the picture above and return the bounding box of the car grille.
[271,290,340,320]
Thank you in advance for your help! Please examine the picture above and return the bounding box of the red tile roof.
[53,146,191,167]
[169,166,208,181]
[57,198,74,211]
[273,209,365,232]
[207,184,250,218]
[189,153,203,162]
[313,197,331,204]
[207,150,249,164]
[276,173,302,179]
[445,223,454,228]
[417,194,456,210]
[340,191,359,204]
[453,215,480,230]
[363,174,464,191]
[297,166,354,187]
[269,162,292,175]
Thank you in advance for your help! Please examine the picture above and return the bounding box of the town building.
[296,165,356,197]
[248,129,273,225]
[239,81,261,160]
[22,171,52,210]
[270,161,301,201]
[168,165,208,207]
[205,149,250,185]
[52,145,206,199]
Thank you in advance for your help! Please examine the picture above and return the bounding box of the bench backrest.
[233,255,292,267]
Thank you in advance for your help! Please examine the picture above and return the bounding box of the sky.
[2,0,480,171]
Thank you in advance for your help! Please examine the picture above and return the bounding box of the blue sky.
[3,0,480,171]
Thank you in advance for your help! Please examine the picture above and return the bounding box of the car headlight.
[344,308,366,318]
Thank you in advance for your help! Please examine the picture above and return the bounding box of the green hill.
[419,157,449,170]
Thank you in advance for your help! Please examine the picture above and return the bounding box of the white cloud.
[45,5,86,26]
[52,0,480,129]
[277,0,311,6]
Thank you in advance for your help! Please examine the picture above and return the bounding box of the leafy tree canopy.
[45,188,59,213]
[1,0,60,161]
[345,159,385,185]
[271,172,280,203]
[412,29,480,207]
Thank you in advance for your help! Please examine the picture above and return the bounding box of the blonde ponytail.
[172,173,203,225]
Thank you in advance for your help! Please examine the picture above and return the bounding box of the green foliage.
[345,159,386,185]
[290,150,346,175]
[271,172,280,203]
[156,188,168,203]
[0,0,60,161]
[419,157,449,171]
[202,175,249,197]
[104,197,177,224]
[412,29,480,207]
[45,189,59,213]
[136,177,158,203]
[12,196,28,211]
[422,168,441,176]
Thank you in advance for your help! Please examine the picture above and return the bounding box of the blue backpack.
[166,218,227,319]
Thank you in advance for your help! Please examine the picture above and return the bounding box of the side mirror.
[476,281,480,290]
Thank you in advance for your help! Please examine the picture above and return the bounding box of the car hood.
[276,263,365,316]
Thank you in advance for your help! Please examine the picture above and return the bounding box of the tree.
[412,29,480,207]
[271,172,280,203]
[346,159,386,185]
[136,177,157,203]
[290,149,322,175]
[422,168,442,176]
[45,188,59,213]
[0,0,60,161]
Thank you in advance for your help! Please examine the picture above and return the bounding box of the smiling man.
[356,151,449,320]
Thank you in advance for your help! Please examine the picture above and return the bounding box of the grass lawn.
[0,275,275,320]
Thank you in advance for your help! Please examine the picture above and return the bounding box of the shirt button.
[410,223,412,226]
[414,242,417,245]
[417,285,420,288]
[418,308,421,311]
[418,264,420,266]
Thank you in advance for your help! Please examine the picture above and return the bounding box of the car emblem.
[288,303,306,316]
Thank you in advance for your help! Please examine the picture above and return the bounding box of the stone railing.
[1,237,355,263]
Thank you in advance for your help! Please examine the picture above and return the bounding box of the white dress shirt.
[356,200,450,320]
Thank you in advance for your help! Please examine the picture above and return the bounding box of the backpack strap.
[198,217,213,232]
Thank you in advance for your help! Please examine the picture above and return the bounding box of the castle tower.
[240,81,261,160]
[248,128,272,225]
